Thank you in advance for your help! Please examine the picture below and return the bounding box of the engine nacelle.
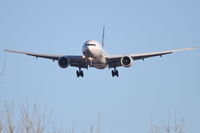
[120,56,133,67]
[58,56,70,68]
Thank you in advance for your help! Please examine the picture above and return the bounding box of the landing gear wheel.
[76,70,84,77]
[80,70,84,77]
[116,70,119,77]
[112,70,114,77]
[111,69,119,77]
[76,70,79,77]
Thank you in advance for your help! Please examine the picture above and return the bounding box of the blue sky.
[0,0,200,133]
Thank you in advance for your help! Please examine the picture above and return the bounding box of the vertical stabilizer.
[102,25,105,47]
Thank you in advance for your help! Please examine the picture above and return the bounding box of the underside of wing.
[106,47,195,68]
[68,56,88,68]
[4,49,88,69]
[130,47,195,60]
[4,49,62,60]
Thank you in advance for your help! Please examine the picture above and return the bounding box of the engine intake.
[121,56,132,67]
[58,56,70,68]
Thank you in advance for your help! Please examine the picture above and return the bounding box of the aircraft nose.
[87,46,92,50]
[83,46,91,55]
[86,45,93,51]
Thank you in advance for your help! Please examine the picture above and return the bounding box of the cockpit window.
[87,44,96,46]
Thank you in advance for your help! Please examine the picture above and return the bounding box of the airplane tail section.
[102,25,105,47]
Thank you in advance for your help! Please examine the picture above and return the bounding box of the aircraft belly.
[92,63,107,69]
[92,57,107,69]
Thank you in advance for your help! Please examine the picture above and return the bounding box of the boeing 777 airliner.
[4,27,195,77]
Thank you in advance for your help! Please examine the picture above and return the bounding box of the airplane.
[4,27,195,77]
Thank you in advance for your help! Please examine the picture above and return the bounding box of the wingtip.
[193,46,197,49]
[4,49,13,52]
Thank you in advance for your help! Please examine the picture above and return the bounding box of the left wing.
[107,47,195,68]
[4,49,88,68]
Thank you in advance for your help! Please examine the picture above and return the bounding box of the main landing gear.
[76,68,119,78]
[111,68,119,77]
[76,68,84,77]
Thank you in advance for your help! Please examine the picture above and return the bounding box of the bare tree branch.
[150,113,185,133]
[4,102,14,133]
[0,109,3,133]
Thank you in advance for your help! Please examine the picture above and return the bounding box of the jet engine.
[58,56,70,68]
[120,56,132,67]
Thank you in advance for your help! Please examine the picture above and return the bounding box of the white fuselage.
[82,40,107,69]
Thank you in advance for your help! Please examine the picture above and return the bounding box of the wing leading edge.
[4,49,62,60]
[107,47,195,68]
[4,49,87,68]
[4,47,195,69]
[130,47,195,60]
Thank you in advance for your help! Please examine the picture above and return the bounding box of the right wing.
[4,49,62,60]
[4,49,88,68]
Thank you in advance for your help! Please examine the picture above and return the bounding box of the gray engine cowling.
[58,56,70,68]
[120,56,133,67]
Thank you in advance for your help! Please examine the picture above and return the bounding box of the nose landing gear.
[111,68,119,77]
[76,68,84,77]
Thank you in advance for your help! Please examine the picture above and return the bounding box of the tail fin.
[101,25,105,47]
